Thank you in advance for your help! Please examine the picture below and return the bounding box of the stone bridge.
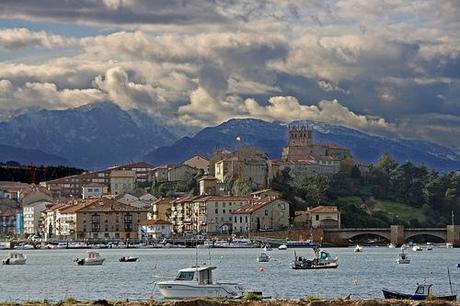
[322,225,460,246]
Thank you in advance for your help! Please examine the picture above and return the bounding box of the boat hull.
[119,257,138,262]
[2,259,26,265]
[157,282,244,299]
[75,259,105,265]
[382,289,456,301]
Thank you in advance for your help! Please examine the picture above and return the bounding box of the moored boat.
[412,245,423,251]
[426,242,433,251]
[397,247,410,264]
[74,251,105,265]
[382,283,456,301]
[119,256,139,262]
[156,265,245,299]
[257,252,270,262]
[354,245,363,253]
[291,247,338,269]
[2,252,26,265]
[278,244,287,250]
[388,243,396,248]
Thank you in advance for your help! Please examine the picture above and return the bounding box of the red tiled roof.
[232,197,280,214]
[308,205,338,213]
[139,219,171,225]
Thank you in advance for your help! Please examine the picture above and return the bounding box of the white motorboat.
[354,245,363,252]
[412,245,423,251]
[263,244,272,251]
[257,252,270,262]
[74,251,105,265]
[156,266,245,299]
[388,243,396,248]
[2,252,26,265]
[426,242,433,251]
[278,244,287,250]
[397,248,410,264]
[446,242,454,248]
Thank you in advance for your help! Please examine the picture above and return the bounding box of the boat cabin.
[175,266,216,285]
[415,284,432,296]
[87,251,101,259]
[318,250,331,260]
[10,252,25,259]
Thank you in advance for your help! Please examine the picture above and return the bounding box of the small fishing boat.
[263,244,272,251]
[291,247,338,269]
[388,243,396,249]
[257,252,270,262]
[278,244,287,250]
[397,247,410,264]
[74,251,105,266]
[446,242,453,248]
[119,256,139,262]
[354,245,363,253]
[412,245,423,251]
[426,243,433,251]
[382,283,456,301]
[156,265,245,299]
[2,252,26,265]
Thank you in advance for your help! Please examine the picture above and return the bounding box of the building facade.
[23,201,52,235]
[183,155,210,172]
[138,219,172,240]
[232,198,290,233]
[110,170,136,195]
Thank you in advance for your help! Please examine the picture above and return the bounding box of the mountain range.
[0,102,176,169]
[144,119,460,172]
[0,102,459,171]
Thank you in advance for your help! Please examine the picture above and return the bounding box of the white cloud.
[244,96,389,129]
[0,28,76,49]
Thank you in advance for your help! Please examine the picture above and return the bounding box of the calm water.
[0,246,459,302]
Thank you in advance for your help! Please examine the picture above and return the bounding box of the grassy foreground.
[1,298,459,306]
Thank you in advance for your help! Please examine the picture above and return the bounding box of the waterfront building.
[23,200,52,235]
[53,197,148,240]
[138,219,172,240]
[232,197,290,233]
[182,154,210,172]
[0,208,18,233]
[151,198,173,221]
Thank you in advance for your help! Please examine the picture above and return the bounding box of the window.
[222,203,226,208]
[245,216,248,223]
[215,209,218,214]
[240,217,243,223]
[175,272,195,281]
[316,214,319,221]
[91,214,100,232]
[124,213,133,231]
[229,217,232,221]
[265,210,269,216]
[223,209,226,214]
[234,216,237,222]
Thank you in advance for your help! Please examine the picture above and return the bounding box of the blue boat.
[382,284,456,301]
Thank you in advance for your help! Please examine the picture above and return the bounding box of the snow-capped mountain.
[145,118,460,171]
[0,102,177,169]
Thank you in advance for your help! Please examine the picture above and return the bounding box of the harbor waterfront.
[0,247,459,302]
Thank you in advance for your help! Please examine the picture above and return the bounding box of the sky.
[0,0,459,150]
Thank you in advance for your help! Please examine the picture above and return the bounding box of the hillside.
[146,118,460,171]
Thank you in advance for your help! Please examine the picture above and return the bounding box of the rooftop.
[308,205,339,213]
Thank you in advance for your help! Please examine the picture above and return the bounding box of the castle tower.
[282,125,314,161]
[288,125,313,147]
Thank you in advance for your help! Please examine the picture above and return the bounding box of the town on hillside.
[0,125,459,246]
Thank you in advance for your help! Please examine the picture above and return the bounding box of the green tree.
[377,153,398,175]
[232,178,251,196]
[300,173,329,205]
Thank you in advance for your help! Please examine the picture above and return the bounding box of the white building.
[23,200,52,235]
[138,219,172,240]
[82,183,107,199]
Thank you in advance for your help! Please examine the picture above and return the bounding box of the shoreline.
[0,298,459,306]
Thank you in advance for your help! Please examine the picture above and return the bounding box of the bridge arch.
[405,233,446,243]
[347,232,390,243]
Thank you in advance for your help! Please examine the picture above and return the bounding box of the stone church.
[281,126,350,161]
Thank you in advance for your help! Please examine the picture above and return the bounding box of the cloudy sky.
[0,0,459,149]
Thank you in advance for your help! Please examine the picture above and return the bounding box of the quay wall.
[3,299,458,306]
